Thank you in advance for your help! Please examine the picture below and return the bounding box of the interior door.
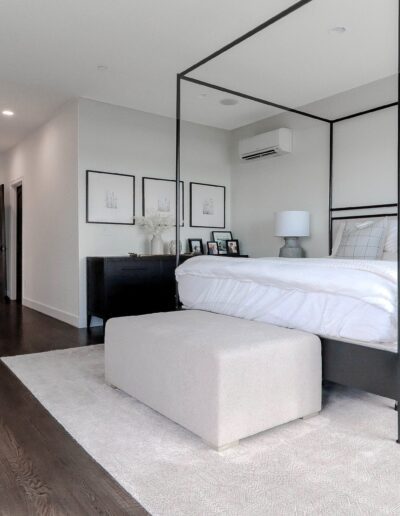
[0,185,7,300]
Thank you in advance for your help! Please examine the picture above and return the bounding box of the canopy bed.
[174,0,400,441]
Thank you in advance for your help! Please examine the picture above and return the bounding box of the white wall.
[78,99,232,326]
[230,104,397,259]
[0,154,4,184]
[231,113,330,258]
[332,106,397,208]
[2,101,79,325]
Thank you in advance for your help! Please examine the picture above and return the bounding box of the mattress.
[176,256,397,345]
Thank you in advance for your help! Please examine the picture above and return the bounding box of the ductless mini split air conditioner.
[238,128,292,161]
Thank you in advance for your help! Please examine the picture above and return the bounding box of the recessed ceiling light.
[97,65,108,72]
[330,26,347,34]
[2,110,14,117]
[220,98,239,106]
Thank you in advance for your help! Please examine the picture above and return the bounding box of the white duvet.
[176,256,397,345]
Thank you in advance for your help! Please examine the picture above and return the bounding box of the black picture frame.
[226,239,240,255]
[190,182,226,229]
[188,238,204,254]
[207,241,219,255]
[86,170,135,225]
[212,231,233,255]
[142,177,184,227]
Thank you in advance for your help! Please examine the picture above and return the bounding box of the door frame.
[9,177,23,301]
[0,184,7,300]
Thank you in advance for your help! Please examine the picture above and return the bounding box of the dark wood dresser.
[86,255,177,327]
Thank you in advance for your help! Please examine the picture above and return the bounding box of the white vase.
[168,239,182,255]
[151,235,164,255]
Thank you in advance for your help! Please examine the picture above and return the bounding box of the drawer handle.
[121,267,146,271]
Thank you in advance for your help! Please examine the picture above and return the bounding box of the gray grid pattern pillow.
[334,218,388,260]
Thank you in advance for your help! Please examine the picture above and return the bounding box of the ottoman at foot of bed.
[105,310,322,450]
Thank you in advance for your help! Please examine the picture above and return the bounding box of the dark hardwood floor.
[0,300,148,515]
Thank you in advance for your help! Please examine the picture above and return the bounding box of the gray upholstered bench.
[105,310,321,451]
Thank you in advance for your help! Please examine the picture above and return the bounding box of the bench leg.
[301,411,320,420]
[204,440,239,452]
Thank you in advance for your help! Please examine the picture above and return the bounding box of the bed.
[174,0,399,441]
[176,251,400,426]
[176,255,397,347]
[176,217,399,439]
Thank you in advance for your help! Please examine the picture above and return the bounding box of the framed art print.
[142,177,184,226]
[190,182,226,228]
[86,170,135,225]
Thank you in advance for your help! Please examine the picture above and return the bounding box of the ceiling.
[189,0,397,127]
[0,0,397,152]
[0,0,295,152]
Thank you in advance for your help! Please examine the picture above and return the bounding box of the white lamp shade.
[274,211,310,237]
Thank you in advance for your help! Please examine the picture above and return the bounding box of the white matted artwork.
[142,177,184,226]
[190,182,226,228]
[86,170,135,225]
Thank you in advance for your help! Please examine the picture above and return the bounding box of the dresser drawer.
[105,260,160,288]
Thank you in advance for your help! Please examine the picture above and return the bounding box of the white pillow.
[384,219,397,253]
[331,222,345,256]
[332,218,388,260]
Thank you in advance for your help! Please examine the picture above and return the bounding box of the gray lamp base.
[279,237,305,258]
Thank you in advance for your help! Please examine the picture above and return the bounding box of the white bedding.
[176,256,397,345]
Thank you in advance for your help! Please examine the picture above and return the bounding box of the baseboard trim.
[22,297,79,327]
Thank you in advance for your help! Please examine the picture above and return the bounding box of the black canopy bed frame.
[175,0,400,441]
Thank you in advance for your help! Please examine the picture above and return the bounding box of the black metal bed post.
[175,74,181,308]
[329,122,333,254]
[181,76,330,124]
[397,0,400,443]
[180,0,313,76]
[332,102,398,123]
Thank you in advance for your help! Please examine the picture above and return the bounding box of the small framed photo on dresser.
[188,238,204,254]
[212,231,233,255]
[207,241,219,255]
[226,239,240,255]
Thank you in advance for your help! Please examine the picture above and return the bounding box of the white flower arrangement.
[135,212,174,237]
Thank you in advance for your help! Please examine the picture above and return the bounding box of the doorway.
[16,184,22,303]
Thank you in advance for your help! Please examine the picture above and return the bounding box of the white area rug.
[2,345,400,516]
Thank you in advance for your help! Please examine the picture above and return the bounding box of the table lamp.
[274,211,310,258]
